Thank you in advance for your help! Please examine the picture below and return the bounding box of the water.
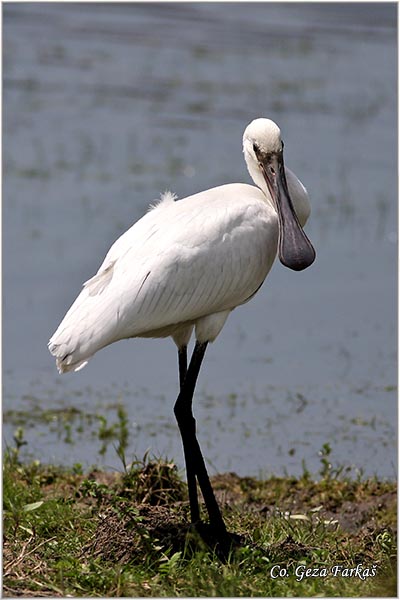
[3,3,397,479]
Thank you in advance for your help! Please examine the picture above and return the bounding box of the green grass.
[3,439,397,597]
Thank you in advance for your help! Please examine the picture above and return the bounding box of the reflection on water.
[3,3,397,478]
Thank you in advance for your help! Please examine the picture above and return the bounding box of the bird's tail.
[48,337,91,374]
[48,290,99,374]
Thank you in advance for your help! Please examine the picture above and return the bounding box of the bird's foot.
[186,520,245,562]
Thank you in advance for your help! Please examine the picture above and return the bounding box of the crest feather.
[148,190,178,211]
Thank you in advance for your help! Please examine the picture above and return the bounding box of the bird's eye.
[253,142,259,154]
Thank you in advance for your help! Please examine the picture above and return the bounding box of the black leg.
[174,341,227,535]
[178,346,187,390]
[176,345,200,523]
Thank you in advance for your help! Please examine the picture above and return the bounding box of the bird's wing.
[49,184,276,372]
[108,185,275,331]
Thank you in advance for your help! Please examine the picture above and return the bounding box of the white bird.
[49,118,315,543]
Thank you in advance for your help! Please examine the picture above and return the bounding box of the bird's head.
[243,118,315,272]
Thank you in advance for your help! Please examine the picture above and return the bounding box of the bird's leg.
[174,341,227,535]
[178,346,187,390]
[176,344,200,523]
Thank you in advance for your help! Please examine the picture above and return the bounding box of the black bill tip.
[279,234,316,271]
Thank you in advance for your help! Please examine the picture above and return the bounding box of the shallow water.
[3,3,397,479]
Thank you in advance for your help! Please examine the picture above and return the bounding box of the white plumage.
[49,118,316,538]
[49,118,313,374]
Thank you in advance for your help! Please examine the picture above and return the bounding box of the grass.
[3,431,397,597]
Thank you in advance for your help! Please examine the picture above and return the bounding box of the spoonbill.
[49,118,315,541]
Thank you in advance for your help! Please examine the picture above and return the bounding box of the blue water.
[3,3,397,479]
